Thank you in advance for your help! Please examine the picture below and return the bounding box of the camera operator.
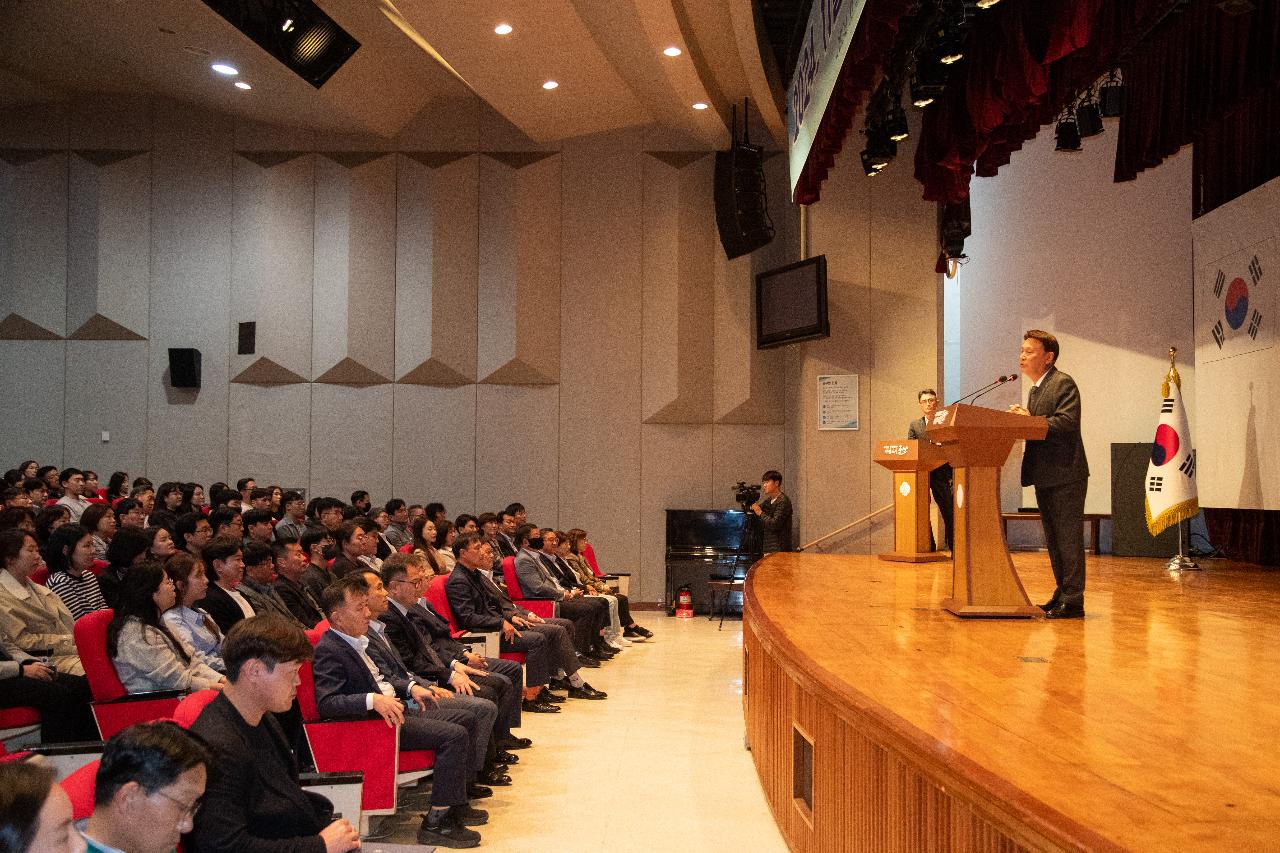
[751,470,793,553]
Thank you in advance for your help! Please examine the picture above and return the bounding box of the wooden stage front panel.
[744,551,1280,852]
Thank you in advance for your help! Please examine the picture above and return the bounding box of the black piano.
[664,509,761,615]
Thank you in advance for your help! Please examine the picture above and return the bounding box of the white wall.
[945,119,1195,517]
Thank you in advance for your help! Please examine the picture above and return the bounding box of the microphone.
[971,374,1019,406]
[948,374,1011,407]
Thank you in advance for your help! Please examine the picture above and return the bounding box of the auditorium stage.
[744,551,1280,852]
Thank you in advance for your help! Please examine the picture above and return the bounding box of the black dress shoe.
[418,812,481,848]
[499,735,533,750]
[466,783,493,799]
[521,698,561,713]
[577,655,602,668]
[536,687,566,704]
[593,647,616,660]
[452,804,489,826]
[548,677,573,691]
[478,768,512,786]
[1044,601,1085,619]
[632,625,653,639]
[495,750,519,764]
[568,684,607,700]
[1039,595,1061,612]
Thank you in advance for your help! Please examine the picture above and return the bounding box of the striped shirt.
[45,571,108,621]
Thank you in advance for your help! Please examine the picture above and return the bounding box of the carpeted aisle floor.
[371,613,787,851]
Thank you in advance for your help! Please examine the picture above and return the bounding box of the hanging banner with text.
[787,0,868,199]
[818,374,860,430]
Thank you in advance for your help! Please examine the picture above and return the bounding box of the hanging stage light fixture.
[1075,91,1104,137]
[1055,112,1082,152]
[1099,70,1125,118]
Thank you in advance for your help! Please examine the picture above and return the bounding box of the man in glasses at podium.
[1008,330,1089,619]
[908,389,954,552]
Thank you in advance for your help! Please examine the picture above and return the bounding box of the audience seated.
[382,499,412,549]
[271,540,324,628]
[562,528,652,642]
[35,505,71,544]
[408,516,448,573]
[328,520,367,579]
[80,504,116,562]
[0,528,85,676]
[273,491,308,543]
[41,523,108,621]
[195,537,254,634]
[188,615,361,853]
[55,468,92,523]
[145,525,177,562]
[299,527,336,604]
[0,762,81,853]
[243,509,275,545]
[174,511,212,558]
[162,552,226,674]
[238,542,296,623]
[0,621,98,742]
[514,524,615,663]
[113,498,146,531]
[107,561,225,694]
[81,720,211,853]
[99,527,150,608]
[313,575,484,848]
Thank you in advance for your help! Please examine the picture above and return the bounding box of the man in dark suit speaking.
[1009,330,1089,619]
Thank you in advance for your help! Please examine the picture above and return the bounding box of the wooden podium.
[926,404,1047,618]
[873,439,949,563]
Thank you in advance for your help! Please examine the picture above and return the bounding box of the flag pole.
[1161,347,1200,572]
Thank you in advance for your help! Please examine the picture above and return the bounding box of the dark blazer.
[273,575,325,628]
[909,417,953,481]
[238,581,296,624]
[312,630,409,720]
[404,601,469,665]
[188,692,329,853]
[445,566,507,632]
[380,603,451,683]
[328,555,363,579]
[541,554,582,590]
[196,583,253,635]
[758,493,793,553]
[300,563,333,605]
[364,626,424,688]
[1020,366,1090,489]
[496,534,517,558]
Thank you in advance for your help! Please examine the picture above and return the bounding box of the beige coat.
[0,569,85,676]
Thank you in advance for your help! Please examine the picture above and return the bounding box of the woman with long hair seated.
[107,561,225,694]
[98,526,150,608]
[434,520,458,572]
[0,528,84,675]
[161,552,226,673]
[409,516,447,575]
[564,528,652,641]
[40,522,107,621]
[81,502,116,561]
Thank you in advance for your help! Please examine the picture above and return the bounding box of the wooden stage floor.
[746,551,1280,851]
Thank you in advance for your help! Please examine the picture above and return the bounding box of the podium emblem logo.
[898,482,911,497]
[956,483,965,509]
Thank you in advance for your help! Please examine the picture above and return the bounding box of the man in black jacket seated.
[188,615,361,853]
[312,576,485,848]
[379,553,528,753]
[273,540,325,628]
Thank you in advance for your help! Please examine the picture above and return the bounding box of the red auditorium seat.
[72,610,182,739]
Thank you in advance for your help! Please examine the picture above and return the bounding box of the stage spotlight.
[884,104,909,142]
[1055,117,1082,152]
[1099,72,1125,118]
[1076,96,1104,137]
[861,150,885,176]
[934,2,969,65]
[976,0,1003,7]
[910,59,946,108]
[864,124,897,170]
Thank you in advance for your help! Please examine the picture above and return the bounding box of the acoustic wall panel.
[395,153,478,385]
[64,341,148,475]
[67,150,150,340]
[309,383,393,504]
[146,105,234,485]
[230,152,314,384]
[227,384,312,490]
[476,153,561,385]
[474,385,558,523]
[641,152,714,423]
[391,384,477,510]
[0,342,64,465]
[639,424,714,604]
[0,150,67,339]
[313,153,396,384]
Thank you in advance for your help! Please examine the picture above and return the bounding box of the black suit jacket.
[312,630,410,720]
[758,493,793,553]
[188,692,329,853]
[273,575,325,628]
[379,603,451,684]
[300,563,333,605]
[445,566,507,632]
[1021,366,1090,489]
[328,555,363,579]
[196,583,253,635]
[540,554,580,589]
[406,601,469,663]
[909,417,953,481]
[496,535,517,558]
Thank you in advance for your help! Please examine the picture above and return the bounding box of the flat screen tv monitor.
[755,255,829,349]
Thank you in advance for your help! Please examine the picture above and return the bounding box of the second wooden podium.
[873,439,949,563]
[926,403,1047,618]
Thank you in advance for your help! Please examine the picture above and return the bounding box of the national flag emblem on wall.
[1145,364,1198,536]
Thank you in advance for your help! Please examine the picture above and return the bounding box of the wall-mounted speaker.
[715,143,775,260]
[168,348,202,389]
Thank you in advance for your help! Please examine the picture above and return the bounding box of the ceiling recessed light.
[211,62,239,76]
[663,46,682,57]
[692,102,708,110]
[542,80,559,90]
[494,23,513,35]
[183,46,211,57]
[235,81,252,90]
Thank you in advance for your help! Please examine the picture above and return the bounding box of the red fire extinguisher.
[675,585,694,618]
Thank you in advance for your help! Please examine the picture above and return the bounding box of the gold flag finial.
[1162,347,1181,397]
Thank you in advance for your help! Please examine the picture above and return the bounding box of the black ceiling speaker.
[714,99,775,260]
[202,0,360,88]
